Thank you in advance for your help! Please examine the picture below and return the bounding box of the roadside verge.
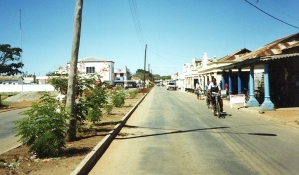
[70,92,148,175]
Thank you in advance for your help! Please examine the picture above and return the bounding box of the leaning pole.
[65,0,83,142]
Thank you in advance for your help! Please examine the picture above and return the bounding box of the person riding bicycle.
[207,77,224,112]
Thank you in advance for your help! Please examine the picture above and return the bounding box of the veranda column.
[247,65,259,106]
[260,64,274,110]
[221,71,225,90]
[227,69,232,100]
[238,68,242,94]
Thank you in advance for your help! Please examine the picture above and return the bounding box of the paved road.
[89,87,299,175]
[0,108,28,154]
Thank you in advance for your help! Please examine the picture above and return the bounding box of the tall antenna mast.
[20,9,22,61]
[20,9,23,92]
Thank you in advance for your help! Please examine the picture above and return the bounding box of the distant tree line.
[133,69,171,81]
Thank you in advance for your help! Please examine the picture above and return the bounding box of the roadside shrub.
[128,90,137,99]
[83,87,108,123]
[110,90,126,107]
[137,87,151,93]
[14,94,70,158]
[104,103,113,114]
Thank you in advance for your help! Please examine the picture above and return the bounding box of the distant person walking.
[195,82,203,100]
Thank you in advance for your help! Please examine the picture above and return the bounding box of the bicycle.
[211,92,221,118]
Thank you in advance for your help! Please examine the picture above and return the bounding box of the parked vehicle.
[167,82,177,90]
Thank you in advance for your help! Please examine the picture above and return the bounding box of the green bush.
[110,90,126,107]
[128,90,137,99]
[83,87,108,123]
[104,103,114,114]
[14,94,70,158]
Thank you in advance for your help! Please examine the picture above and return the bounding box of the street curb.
[0,144,22,155]
[70,92,148,175]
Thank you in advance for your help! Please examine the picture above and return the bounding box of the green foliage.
[0,44,23,75]
[49,73,108,123]
[110,90,126,107]
[49,76,68,93]
[160,75,171,80]
[83,87,108,123]
[46,71,55,76]
[104,103,113,114]
[128,90,137,99]
[0,158,5,162]
[133,69,152,81]
[14,93,70,158]
[153,74,161,80]
[14,73,112,158]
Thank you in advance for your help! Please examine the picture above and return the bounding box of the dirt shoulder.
[0,92,145,175]
[222,99,299,129]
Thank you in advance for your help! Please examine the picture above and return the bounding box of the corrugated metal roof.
[219,48,251,61]
[236,33,299,61]
[0,76,23,81]
[260,53,299,61]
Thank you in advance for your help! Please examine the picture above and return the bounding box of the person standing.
[205,81,211,106]
[225,83,229,95]
[195,82,200,99]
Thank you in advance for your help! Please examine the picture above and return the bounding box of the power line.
[148,48,183,65]
[245,0,299,29]
[128,0,145,45]
[259,1,299,21]
[148,46,196,59]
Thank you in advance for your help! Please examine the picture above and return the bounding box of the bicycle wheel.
[216,101,221,118]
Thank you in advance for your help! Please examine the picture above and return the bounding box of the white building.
[66,57,115,84]
[114,66,131,81]
[0,76,23,85]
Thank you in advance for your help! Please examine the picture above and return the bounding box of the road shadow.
[116,126,229,139]
[212,131,277,137]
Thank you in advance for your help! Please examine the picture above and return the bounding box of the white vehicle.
[167,82,177,90]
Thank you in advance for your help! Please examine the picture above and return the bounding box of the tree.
[133,69,151,81]
[46,71,55,76]
[161,75,171,80]
[153,74,161,80]
[0,44,23,75]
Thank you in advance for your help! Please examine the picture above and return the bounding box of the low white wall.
[0,84,55,92]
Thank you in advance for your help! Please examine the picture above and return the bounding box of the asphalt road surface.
[89,86,299,175]
[0,108,28,154]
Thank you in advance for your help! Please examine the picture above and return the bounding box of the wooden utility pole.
[65,0,83,142]
[143,44,147,88]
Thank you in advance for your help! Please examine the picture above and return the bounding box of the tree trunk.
[65,0,83,142]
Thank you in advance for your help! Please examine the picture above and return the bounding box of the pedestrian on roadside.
[195,82,202,99]
[205,81,211,106]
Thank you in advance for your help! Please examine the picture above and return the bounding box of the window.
[86,67,95,73]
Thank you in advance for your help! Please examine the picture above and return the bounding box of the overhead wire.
[148,47,183,66]
[128,0,145,45]
[147,46,196,59]
[245,0,299,29]
[258,1,299,21]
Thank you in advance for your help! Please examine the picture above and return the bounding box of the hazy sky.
[1,0,299,76]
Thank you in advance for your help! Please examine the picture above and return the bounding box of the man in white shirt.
[207,77,224,112]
